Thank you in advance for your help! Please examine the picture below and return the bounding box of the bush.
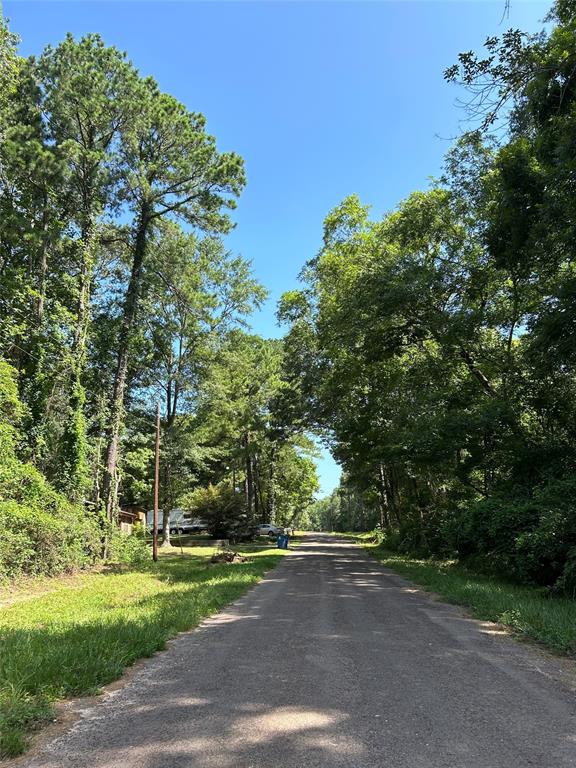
[380,505,453,559]
[181,483,251,540]
[555,548,576,598]
[378,475,576,591]
[448,478,576,588]
[108,523,149,566]
[0,683,51,758]
[0,498,100,581]
[0,360,100,581]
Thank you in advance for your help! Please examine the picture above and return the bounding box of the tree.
[189,331,320,532]
[278,1,576,588]
[129,224,265,545]
[101,79,246,523]
[35,36,140,496]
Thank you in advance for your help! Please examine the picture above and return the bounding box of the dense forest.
[4,1,576,595]
[0,27,318,577]
[295,0,576,593]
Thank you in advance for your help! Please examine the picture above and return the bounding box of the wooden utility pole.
[153,402,160,562]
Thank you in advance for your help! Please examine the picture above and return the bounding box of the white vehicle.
[255,523,284,537]
[146,509,209,535]
[146,508,184,534]
[146,509,164,532]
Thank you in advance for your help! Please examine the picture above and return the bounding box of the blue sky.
[7,0,549,496]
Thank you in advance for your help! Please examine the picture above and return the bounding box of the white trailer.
[146,508,187,532]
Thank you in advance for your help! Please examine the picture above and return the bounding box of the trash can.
[277,534,289,549]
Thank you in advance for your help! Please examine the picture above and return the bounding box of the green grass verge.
[343,534,576,659]
[0,542,290,759]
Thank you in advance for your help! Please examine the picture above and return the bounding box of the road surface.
[20,535,576,767]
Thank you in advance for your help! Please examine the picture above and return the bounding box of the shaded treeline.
[0,29,318,576]
[285,1,576,592]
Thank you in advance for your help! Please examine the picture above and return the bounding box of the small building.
[119,505,147,534]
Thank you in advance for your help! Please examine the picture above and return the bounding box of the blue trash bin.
[277,534,289,549]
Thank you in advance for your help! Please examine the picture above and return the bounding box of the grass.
[341,533,576,659]
[0,541,291,759]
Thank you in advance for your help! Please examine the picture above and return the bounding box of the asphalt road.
[20,535,576,768]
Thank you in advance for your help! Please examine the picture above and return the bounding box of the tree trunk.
[103,206,150,523]
[72,220,95,356]
[253,454,261,521]
[161,438,172,547]
[244,432,254,520]
[36,198,49,326]
[347,489,353,531]
[384,464,401,526]
[377,463,390,530]
[161,507,172,547]
[269,444,277,523]
[459,347,498,398]
[92,435,103,506]
[56,221,95,502]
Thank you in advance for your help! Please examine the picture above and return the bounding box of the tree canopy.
[4,2,576,595]
[286,0,576,593]
[0,29,319,573]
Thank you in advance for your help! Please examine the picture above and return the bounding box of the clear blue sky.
[8,0,549,497]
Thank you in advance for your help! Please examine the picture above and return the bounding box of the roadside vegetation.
[285,1,576,598]
[0,21,319,584]
[0,542,290,758]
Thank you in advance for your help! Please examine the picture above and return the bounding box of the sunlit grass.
[0,543,289,758]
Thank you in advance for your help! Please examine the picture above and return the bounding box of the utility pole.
[153,402,160,562]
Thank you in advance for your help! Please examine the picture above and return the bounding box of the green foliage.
[308,478,378,532]
[108,524,149,566]
[0,360,100,580]
[183,483,248,539]
[0,23,317,576]
[447,479,576,587]
[185,331,320,534]
[281,1,576,589]
[555,548,576,598]
[0,27,294,569]
[0,357,22,425]
[0,501,97,580]
[0,683,51,758]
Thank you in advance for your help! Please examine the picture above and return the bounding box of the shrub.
[0,360,100,581]
[0,499,100,581]
[448,478,576,587]
[555,548,576,598]
[181,483,250,539]
[108,523,149,566]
